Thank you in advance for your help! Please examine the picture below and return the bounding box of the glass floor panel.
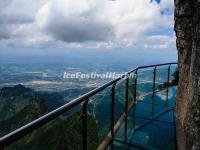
[109,87,177,150]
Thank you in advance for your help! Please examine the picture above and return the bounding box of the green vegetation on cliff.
[0,85,99,150]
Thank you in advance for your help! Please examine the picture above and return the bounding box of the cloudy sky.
[0,0,177,60]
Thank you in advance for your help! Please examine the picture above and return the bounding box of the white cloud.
[36,0,170,43]
[36,0,114,42]
[143,35,175,49]
[0,0,175,49]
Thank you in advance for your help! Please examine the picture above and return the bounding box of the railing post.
[110,83,116,149]
[152,66,157,118]
[166,65,171,107]
[167,65,171,85]
[125,76,129,140]
[133,70,138,130]
[82,99,89,150]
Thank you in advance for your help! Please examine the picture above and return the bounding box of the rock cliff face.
[174,0,200,149]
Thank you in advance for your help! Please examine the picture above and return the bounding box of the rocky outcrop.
[174,0,200,149]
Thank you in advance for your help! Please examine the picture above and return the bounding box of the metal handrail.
[0,62,177,148]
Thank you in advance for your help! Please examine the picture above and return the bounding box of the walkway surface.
[110,87,177,150]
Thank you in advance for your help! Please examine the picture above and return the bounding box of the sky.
[0,0,177,63]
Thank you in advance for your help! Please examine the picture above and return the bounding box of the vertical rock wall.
[174,0,200,149]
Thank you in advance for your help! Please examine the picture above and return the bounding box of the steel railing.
[0,62,177,149]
